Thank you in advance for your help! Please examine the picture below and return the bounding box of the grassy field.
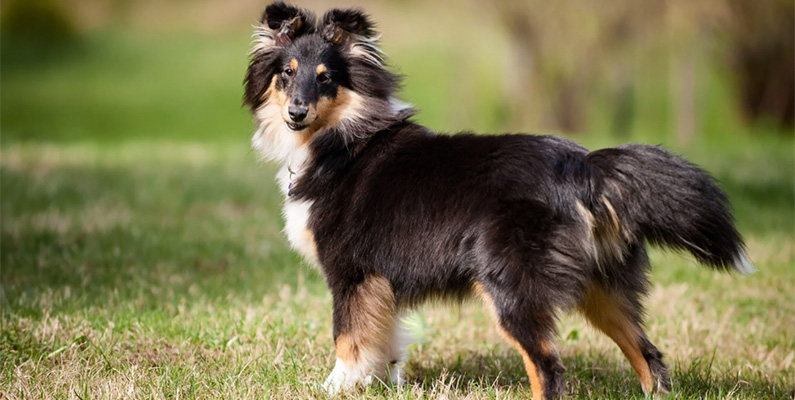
[2,25,794,399]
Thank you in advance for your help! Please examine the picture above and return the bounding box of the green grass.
[2,26,794,399]
[2,138,792,399]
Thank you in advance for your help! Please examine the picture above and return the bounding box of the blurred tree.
[1,0,76,44]
[493,0,663,135]
[726,0,794,130]
[664,0,732,143]
[490,0,792,138]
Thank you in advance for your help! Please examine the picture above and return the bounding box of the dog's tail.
[572,144,754,274]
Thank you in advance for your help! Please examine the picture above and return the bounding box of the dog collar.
[287,165,296,196]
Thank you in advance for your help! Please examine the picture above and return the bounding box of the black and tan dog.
[243,2,754,398]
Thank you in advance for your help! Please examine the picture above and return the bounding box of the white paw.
[385,362,405,386]
[322,358,369,395]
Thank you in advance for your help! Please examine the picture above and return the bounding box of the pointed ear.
[320,8,383,65]
[320,8,376,44]
[254,1,315,51]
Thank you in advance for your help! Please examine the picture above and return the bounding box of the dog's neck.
[276,143,311,197]
[254,95,416,198]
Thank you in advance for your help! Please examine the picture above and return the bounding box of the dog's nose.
[288,105,308,122]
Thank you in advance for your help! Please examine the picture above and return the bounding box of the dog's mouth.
[285,121,309,132]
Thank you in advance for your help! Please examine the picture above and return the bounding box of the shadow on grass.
[406,351,793,399]
[0,156,312,318]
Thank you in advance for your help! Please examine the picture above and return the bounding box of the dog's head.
[245,2,407,161]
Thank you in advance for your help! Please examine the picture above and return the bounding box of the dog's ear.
[320,8,376,45]
[320,8,383,65]
[255,1,315,49]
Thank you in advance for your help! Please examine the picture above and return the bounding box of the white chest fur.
[282,198,319,265]
[277,160,319,266]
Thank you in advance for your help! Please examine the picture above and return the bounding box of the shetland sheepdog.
[243,2,755,398]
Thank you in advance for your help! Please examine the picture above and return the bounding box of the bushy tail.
[583,144,754,274]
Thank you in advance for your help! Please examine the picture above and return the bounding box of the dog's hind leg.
[475,282,566,400]
[579,245,671,395]
[323,273,400,394]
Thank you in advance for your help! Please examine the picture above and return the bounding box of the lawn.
[2,27,794,400]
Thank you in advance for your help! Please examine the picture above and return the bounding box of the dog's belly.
[283,199,319,265]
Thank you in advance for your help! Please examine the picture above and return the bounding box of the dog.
[243,2,755,398]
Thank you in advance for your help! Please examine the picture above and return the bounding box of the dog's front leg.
[323,274,398,395]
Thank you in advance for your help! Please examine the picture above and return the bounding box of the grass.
[2,137,793,399]
[2,24,794,400]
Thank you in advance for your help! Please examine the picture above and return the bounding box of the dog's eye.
[317,73,331,84]
[283,67,295,77]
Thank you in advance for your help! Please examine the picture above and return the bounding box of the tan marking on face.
[310,87,365,132]
[580,284,654,393]
[336,274,396,368]
[265,75,286,105]
[316,64,328,75]
[282,86,364,147]
[289,58,298,71]
[473,283,546,399]
[278,86,365,151]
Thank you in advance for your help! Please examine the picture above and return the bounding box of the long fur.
[243,3,754,399]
